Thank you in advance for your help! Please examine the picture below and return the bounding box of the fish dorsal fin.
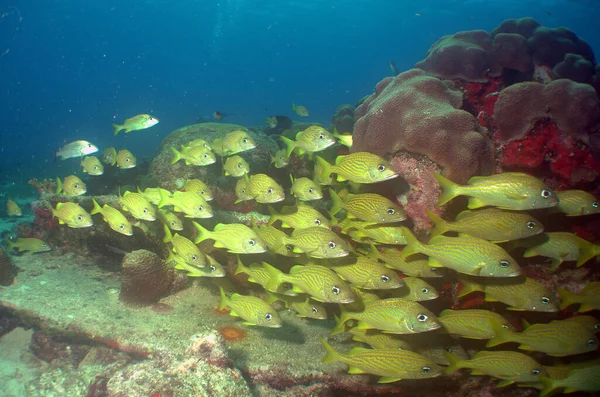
[290,265,304,274]
[454,210,473,221]
[56,203,64,209]
[428,235,452,244]
[335,155,346,165]
[467,176,488,184]
[348,347,371,355]
[214,223,226,231]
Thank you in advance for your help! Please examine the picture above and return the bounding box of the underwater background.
[1,0,600,396]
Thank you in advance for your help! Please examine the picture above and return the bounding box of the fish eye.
[595,323,600,330]
[386,208,395,215]
[171,222,175,226]
[540,189,552,198]
[192,255,198,261]
[417,314,428,322]
[241,189,246,193]
[77,215,83,220]
[328,241,336,249]
[421,287,429,294]
[381,275,390,282]
[308,188,314,194]
[499,260,510,268]
[541,296,550,304]
[502,324,510,329]
[531,369,541,376]
[74,183,79,188]
[198,206,204,211]
[149,116,154,120]
[242,138,248,143]
[377,164,386,172]
[126,157,131,162]
[201,190,206,194]
[444,347,452,353]
[248,239,256,246]
[526,221,536,229]
[210,265,216,271]
[94,166,98,169]
[331,286,340,295]
[267,188,273,193]
[119,224,125,229]
[318,134,324,139]
[265,313,272,320]
[421,366,431,373]
[143,208,149,214]
[314,219,322,225]
[593,202,599,208]
[204,154,208,158]
[587,339,596,346]
[237,162,242,168]
[311,306,318,313]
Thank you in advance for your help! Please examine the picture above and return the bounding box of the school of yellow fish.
[3,113,600,395]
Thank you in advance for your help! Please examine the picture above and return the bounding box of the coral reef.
[330,104,355,133]
[119,249,175,306]
[0,248,16,286]
[552,53,596,85]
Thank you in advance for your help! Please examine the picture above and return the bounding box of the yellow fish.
[51,202,93,228]
[438,309,516,340]
[316,152,398,184]
[245,174,285,203]
[329,256,405,290]
[219,287,282,328]
[265,263,355,303]
[554,189,600,216]
[291,102,309,116]
[330,190,406,224]
[138,187,170,206]
[56,176,87,196]
[170,145,216,166]
[416,338,470,366]
[341,221,407,245]
[445,350,547,387]
[251,217,299,257]
[333,130,353,148]
[348,328,413,350]
[6,238,51,253]
[280,126,335,158]
[166,251,224,278]
[289,175,323,201]
[434,172,558,210]
[163,225,206,267]
[113,113,159,135]
[55,140,98,160]
[275,227,349,258]
[234,178,253,204]
[459,275,558,312]
[321,338,442,383]
[521,232,600,270]
[157,209,183,231]
[270,148,290,168]
[267,292,327,319]
[187,138,211,150]
[268,204,330,229]
[102,147,117,166]
[539,363,600,396]
[366,245,445,278]
[235,258,296,294]
[91,198,133,236]
[389,277,438,301]
[223,155,250,177]
[81,156,104,176]
[158,190,213,219]
[116,149,136,169]
[427,208,544,242]
[559,282,600,313]
[193,222,267,254]
[6,198,21,216]
[182,179,213,201]
[119,191,156,221]
[212,130,256,156]
[402,227,521,278]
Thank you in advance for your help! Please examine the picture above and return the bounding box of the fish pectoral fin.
[506,306,525,311]
[517,344,535,351]
[58,219,65,224]
[347,366,367,374]
[214,242,227,248]
[467,197,487,209]
[579,304,595,313]
[229,310,240,317]
[291,285,304,293]
[378,377,403,384]
[496,380,514,388]
[356,321,371,330]
[470,370,485,376]
[428,258,444,268]
[242,321,256,326]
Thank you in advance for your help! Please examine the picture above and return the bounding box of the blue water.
[0,0,599,184]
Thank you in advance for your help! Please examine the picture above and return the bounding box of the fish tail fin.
[320,338,342,364]
[538,377,557,397]
[433,173,460,206]
[291,102,295,111]
[162,223,173,243]
[169,146,181,165]
[234,255,248,275]
[157,187,170,208]
[267,206,278,226]
[192,221,210,244]
[399,227,422,259]
[56,177,63,194]
[457,278,484,298]
[316,156,332,184]
[265,291,281,305]
[218,287,229,311]
[328,188,343,218]
[330,310,351,335]
[5,239,14,251]
[280,136,296,159]
[90,198,102,215]
[426,210,448,238]
[264,262,285,292]
[576,244,600,267]
[113,124,123,136]
[443,351,465,374]
[485,322,517,348]
[557,287,577,310]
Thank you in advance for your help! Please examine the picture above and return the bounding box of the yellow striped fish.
[275,227,349,258]
[316,152,398,184]
[212,130,256,156]
[91,198,133,236]
[6,199,21,216]
[388,277,438,301]
[166,251,225,278]
[235,258,297,295]
[348,328,413,350]
[163,224,206,268]
[138,187,170,206]
[439,309,516,339]
[267,292,327,320]
[182,179,213,201]
[522,232,600,270]
[157,209,183,231]
[193,222,267,254]
[558,282,600,313]
[245,173,285,203]
[51,202,93,228]
[119,191,156,221]
[234,178,253,204]
[268,204,330,229]
[251,217,298,257]
[329,256,404,290]
[218,287,281,328]
[554,190,600,216]
[158,190,213,219]
[223,155,250,177]
[289,175,323,201]
[330,189,406,224]
[342,221,407,245]
[367,245,445,278]
[539,363,600,396]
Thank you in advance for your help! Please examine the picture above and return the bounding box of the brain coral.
[353,68,494,183]
[119,249,174,306]
[552,53,596,85]
[493,79,600,143]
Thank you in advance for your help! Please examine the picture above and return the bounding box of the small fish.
[316,152,398,184]
[348,328,414,350]
[280,126,336,158]
[163,225,206,267]
[6,238,51,253]
[330,256,405,290]
[219,287,282,328]
[539,363,600,396]
[333,298,440,334]
[6,198,21,216]
[138,187,170,206]
[251,217,298,257]
[554,190,600,216]
[291,102,309,116]
[268,204,330,229]
[266,292,327,319]
[439,309,516,340]
[265,116,278,128]
[56,176,87,196]
[213,111,225,120]
[182,179,213,201]
[52,202,93,228]
[119,191,156,221]
[157,209,183,231]
[558,282,600,313]
[402,227,521,277]
[459,275,558,312]
[170,145,216,166]
[445,350,547,386]
[275,227,349,258]
[416,338,470,366]
[158,190,213,219]
[116,149,136,169]
[245,174,285,203]
[389,60,400,75]
[367,246,444,278]
[102,147,117,166]
[314,157,339,186]
[321,338,442,383]
[235,258,295,294]
[193,222,267,254]
[234,178,253,204]
[223,155,250,177]
[486,318,598,357]
[270,148,290,168]
[265,263,355,303]
[212,130,256,156]
[166,251,224,277]
[330,189,406,224]
[187,138,212,150]
[55,140,98,160]
[81,156,104,176]
[91,198,133,236]
[389,277,438,301]
[289,175,323,201]
[333,131,353,148]
[521,232,600,270]
[113,114,159,135]
[558,315,600,334]
[434,172,558,210]
[427,208,544,242]
[341,221,407,245]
